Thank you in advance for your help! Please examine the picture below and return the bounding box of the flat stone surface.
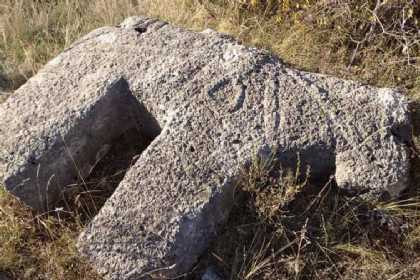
[0,16,411,279]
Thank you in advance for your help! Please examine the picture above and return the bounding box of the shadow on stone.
[39,79,163,222]
[403,97,420,198]
[59,126,155,223]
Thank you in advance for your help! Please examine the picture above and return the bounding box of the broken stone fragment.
[0,16,411,280]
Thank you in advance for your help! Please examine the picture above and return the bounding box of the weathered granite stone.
[0,272,10,280]
[0,16,411,279]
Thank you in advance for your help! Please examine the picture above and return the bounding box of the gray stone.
[0,272,10,280]
[0,16,411,279]
[202,266,224,280]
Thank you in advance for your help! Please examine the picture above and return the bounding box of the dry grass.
[0,0,419,279]
[0,187,101,280]
[0,0,418,93]
[204,156,420,280]
[0,0,143,89]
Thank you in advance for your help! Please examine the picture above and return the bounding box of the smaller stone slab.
[0,76,156,210]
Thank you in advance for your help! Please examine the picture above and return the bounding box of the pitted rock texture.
[0,16,411,279]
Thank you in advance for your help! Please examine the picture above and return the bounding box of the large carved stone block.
[0,17,411,279]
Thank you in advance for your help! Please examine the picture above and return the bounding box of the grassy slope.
[0,0,419,279]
